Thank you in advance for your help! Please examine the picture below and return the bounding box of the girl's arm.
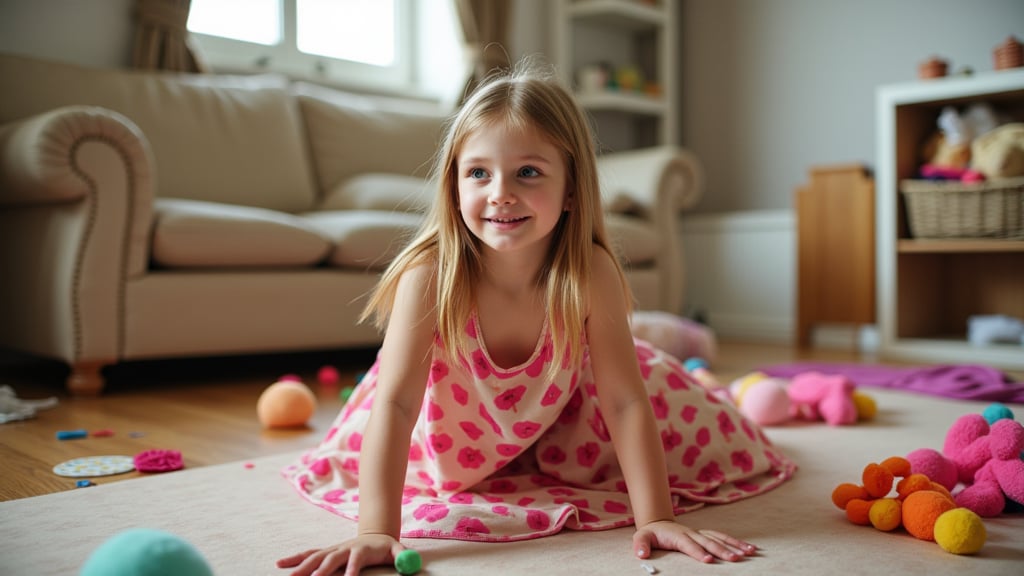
[358,264,437,538]
[585,248,756,563]
[277,264,436,576]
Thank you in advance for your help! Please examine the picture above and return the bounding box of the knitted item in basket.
[900,177,1024,239]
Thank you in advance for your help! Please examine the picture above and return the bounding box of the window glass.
[187,0,281,46]
[296,0,395,66]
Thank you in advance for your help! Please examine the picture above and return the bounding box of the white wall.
[680,0,1024,213]
[0,0,135,68]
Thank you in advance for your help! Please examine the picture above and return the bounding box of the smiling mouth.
[486,216,529,224]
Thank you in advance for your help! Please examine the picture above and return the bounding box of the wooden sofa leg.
[67,361,109,396]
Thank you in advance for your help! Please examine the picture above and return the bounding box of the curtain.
[132,0,208,72]
[455,0,512,103]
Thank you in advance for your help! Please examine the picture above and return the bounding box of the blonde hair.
[361,61,631,373]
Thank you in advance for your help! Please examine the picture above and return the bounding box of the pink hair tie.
[133,449,184,473]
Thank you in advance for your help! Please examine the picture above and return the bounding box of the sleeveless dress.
[283,316,796,542]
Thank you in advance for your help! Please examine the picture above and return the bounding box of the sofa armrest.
[596,146,704,314]
[0,106,155,382]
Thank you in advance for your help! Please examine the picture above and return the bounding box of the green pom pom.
[982,402,1014,425]
[394,549,422,575]
[81,528,213,576]
[339,386,355,403]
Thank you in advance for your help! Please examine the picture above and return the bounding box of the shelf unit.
[553,0,677,152]
[876,69,1024,369]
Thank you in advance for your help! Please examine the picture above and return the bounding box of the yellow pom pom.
[853,392,877,421]
[934,508,986,555]
[869,498,902,532]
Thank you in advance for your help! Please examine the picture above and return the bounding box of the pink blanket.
[759,363,1024,404]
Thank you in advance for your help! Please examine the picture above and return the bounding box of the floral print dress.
[283,315,796,542]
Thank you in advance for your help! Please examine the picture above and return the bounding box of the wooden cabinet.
[552,0,677,152]
[876,69,1024,369]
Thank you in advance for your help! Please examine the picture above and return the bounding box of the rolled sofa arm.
[596,146,705,314]
[0,106,155,391]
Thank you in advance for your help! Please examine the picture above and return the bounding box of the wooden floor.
[0,341,928,502]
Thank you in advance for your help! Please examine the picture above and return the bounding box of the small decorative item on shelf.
[577,63,610,94]
[993,35,1023,70]
[918,56,949,79]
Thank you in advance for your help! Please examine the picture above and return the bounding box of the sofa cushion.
[605,213,659,267]
[302,210,423,270]
[292,81,446,196]
[0,54,317,213]
[152,199,331,268]
[320,173,433,213]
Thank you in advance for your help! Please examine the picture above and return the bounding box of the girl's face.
[456,121,569,258]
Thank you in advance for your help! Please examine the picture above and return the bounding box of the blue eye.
[469,168,488,179]
[518,166,540,178]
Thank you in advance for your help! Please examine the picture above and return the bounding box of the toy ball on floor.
[80,528,213,576]
[257,380,317,429]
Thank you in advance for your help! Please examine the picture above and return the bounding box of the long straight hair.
[361,61,631,374]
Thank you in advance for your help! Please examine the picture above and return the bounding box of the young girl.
[277,63,795,576]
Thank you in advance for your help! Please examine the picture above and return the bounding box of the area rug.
[1,389,1021,575]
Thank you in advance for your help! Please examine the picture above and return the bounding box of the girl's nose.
[488,178,516,205]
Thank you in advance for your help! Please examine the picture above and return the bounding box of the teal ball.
[80,528,214,576]
[982,402,1014,425]
[394,549,423,575]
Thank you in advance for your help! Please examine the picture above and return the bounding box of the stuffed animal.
[971,122,1024,179]
[953,418,1024,517]
[726,370,875,427]
[907,404,1024,517]
[630,311,717,366]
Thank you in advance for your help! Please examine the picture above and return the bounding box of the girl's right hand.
[276,533,406,576]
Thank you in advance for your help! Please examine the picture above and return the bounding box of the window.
[188,0,420,93]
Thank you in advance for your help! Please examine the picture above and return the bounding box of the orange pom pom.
[869,498,903,532]
[845,498,875,526]
[879,456,912,478]
[896,473,933,500]
[862,463,894,498]
[257,380,317,429]
[929,482,954,502]
[902,490,956,541]
[832,483,869,510]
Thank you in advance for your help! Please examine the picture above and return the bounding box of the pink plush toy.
[630,311,717,366]
[729,372,792,425]
[787,371,859,426]
[951,418,1024,517]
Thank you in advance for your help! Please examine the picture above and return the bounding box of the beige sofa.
[0,54,703,395]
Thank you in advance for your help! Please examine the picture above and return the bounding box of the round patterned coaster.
[53,455,136,478]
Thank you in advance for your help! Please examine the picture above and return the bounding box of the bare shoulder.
[390,262,438,332]
[589,245,628,312]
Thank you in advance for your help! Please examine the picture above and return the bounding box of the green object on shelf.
[394,549,422,575]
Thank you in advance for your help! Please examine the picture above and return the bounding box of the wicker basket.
[900,177,1024,239]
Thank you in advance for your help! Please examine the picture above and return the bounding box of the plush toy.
[729,372,791,425]
[726,370,875,427]
[831,456,987,554]
[630,311,717,366]
[907,403,1024,517]
[257,379,318,429]
[971,122,1024,179]
[953,418,1024,517]
[788,371,863,426]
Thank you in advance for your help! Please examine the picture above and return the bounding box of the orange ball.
[862,462,895,498]
[869,498,903,532]
[832,483,869,510]
[902,490,956,541]
[257,380,317,428]
[879,456,911,478]
[845,498,875,526]
[896,473,933,500]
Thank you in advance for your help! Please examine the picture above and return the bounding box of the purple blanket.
[758,363,1024,404]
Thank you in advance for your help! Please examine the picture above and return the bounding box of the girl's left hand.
[633,520,758,563]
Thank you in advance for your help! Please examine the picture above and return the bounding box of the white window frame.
[189,0,415,93]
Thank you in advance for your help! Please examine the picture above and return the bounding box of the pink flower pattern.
[284,315,796,542]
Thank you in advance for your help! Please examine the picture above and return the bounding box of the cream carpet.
[1,389,1021,575]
